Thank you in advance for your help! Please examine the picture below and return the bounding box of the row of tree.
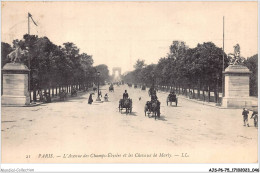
[123,41,258,96]
[2,34,110,93]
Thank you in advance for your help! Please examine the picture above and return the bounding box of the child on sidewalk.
[242,108,250,127]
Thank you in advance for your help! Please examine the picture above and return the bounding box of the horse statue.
[228,44,244,65]
[7,46,28,63]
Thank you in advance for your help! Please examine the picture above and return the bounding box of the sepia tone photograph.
[1,0,258,168]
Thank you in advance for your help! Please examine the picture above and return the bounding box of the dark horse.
[119,98,132,114]
[145,100,160,120]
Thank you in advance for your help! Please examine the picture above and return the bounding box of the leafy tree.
[140,64,156,86]
[134,59,146,70]
[244,54,258,96]
[1,42,13,68]
[168,40,188,60]
[2,34,94,99]
[95,64,110,85]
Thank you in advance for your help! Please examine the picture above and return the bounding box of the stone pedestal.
[2,63,30,106]
[222,65,252,108]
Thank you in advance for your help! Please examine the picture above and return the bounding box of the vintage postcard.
[1,1,258,170]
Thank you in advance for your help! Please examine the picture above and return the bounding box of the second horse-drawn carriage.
[119,98,132,114]
[145,87,161,120]
[167,93,178,106]
[109,85,114,92]
[145,100,160,120]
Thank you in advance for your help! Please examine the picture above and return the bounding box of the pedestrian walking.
[88,93,93,104]
[242,108,250,127]
[251,111,258,127]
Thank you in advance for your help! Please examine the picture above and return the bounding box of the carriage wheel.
[167,101,168,106]
[130,107,132,113]
[176,99,178,107]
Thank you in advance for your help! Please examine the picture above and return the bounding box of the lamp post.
[151,72,155,88]
[216,74,220,106]
[96,71,101,101]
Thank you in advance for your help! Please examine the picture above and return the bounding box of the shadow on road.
[147,115,167,121]
[119,112,134,116]
[165,105,180,107]
[129,112,138,116]
[157,115,167,121]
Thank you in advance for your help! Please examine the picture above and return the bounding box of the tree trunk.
[208,86,210,102]
[203,88,205,102]
[52,87,54,97]
[33,89,37,102]
[214,87,218,103]
[198,86,200,100]
[192,87,195,99]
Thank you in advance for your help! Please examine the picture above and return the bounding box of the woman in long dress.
[88,93,93,104]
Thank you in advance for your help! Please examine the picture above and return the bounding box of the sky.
[1,1,258,74]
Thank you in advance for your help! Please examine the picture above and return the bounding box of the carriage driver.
[123,90,129,99]
[149,86,156,96]
[151,94,158,102]
[169,91,176,100]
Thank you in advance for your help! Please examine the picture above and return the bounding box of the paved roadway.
[1,84,258,163]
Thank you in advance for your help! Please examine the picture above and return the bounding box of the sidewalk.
[14,90,91,107]
[157,90,258,109]
[179,95,258,110]
[178,95,224,109]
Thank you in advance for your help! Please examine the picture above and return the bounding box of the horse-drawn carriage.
[119,98,132,114]
[141,85,146,90]
[148,88,156,97]
[167,93,178,106]
[128,83,132,87]
[134,84,138,88]
[109,85,114,92]
[144,100,160,120]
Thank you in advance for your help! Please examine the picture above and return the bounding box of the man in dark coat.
[123,90,129,99]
